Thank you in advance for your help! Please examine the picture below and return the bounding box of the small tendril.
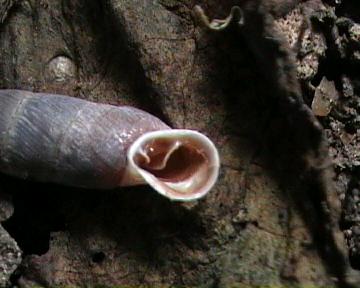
[194,5,244,31]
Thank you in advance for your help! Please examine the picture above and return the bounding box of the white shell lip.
[126,129,220,201]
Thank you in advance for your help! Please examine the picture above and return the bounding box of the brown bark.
[0,0,360,287]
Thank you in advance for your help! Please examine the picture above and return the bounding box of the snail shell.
[0,90,220,201]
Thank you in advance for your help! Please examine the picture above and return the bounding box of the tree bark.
[0,0,360,287]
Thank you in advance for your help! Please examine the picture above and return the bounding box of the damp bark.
[0,0,360,287]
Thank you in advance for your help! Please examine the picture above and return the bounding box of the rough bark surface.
[0,193,20,287]
[0,0,360,287]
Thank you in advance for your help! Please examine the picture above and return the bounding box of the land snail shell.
[0,90,220,201]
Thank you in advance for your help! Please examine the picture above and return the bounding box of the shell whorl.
[0,90,220,201]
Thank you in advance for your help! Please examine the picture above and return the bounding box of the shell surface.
[0,90,220,200]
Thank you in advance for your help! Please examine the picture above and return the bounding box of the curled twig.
[193,5,244,31]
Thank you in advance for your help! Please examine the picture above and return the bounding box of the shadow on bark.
[197,1,354,287]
